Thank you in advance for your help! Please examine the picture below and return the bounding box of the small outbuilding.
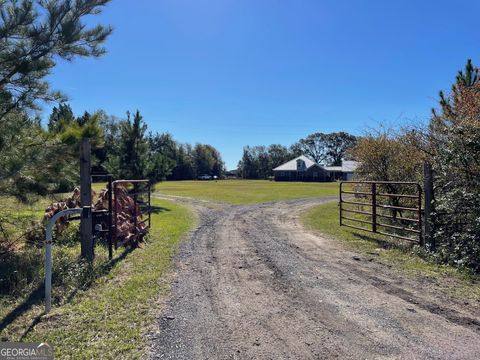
[273,155,329,182]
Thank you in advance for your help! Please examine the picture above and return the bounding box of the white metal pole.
[45,208,82,313]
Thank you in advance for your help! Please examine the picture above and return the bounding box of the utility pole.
[80,138,94,261]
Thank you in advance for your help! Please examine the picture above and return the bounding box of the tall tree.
[325,132,357,166]
[76,111,92,127]
[238,145,275,179]
[147,132,176,181]
[267,144,291,171]
[149,132,178,160]
[289,142,303,158]
[295,132,329,164]
[0,0,112,200]
[47,102,75,133]
[107,111,150,180]
[193,144,225,177]
[171,144,195,180]
[90,111,120,172]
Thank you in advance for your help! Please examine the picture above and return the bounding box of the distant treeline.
[238,132,357,179]
[48,105,225,186]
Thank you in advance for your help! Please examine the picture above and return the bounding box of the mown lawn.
[303,201,480,301]
[155,179,339,204]
[0,198,194,359]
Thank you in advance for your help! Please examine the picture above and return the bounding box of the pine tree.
[429,59,480,271]
[0,0,112,120]
[108,111,150,180]
[0,0,112,200]
[47,103,75,133]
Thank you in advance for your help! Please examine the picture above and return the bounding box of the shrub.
[429,72,480,271]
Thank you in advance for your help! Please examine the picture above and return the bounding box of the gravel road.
[148,196,480,360]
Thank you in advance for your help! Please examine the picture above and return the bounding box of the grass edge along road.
[154,179,340,204]
[6,198,193,359]
[303,201,480,302]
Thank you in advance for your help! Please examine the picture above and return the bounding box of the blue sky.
[46,0,480,170]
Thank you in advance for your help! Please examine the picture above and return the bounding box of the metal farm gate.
[339,181,423,244]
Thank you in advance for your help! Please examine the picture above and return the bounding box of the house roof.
[341,161,359,172]
[324,161,359,172]
[324,166,342,172]
[273,155,323,171]
[274,156,360,173]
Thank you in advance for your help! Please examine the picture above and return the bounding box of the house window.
[313,172,318,178]
[280,172,285,176]
[296,159,305,171]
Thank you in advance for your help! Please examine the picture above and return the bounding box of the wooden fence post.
[80,138,94,261]
[423,162,434,250]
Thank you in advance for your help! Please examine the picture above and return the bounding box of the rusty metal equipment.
[339,181,423,244]
[112,180,151,249]
[44,176,152,260]
[92,174,114,259]
[91,176,152,257]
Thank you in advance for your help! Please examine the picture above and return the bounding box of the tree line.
[48,105,225,186]
[1,100,225,202]
[238,132,357,179]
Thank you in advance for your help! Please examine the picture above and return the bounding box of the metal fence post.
[107,176,113,259]
[339,182,343,226]
[418,184,424,246]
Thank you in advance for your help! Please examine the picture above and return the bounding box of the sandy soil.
[148,196,480,360]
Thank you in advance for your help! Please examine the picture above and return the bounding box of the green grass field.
[303,202,480,301]
[155,179,340,204]
[0,198,194,359]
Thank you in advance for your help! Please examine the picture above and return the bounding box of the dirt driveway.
[149,196,480,360]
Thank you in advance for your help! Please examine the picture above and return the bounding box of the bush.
[0,248,43,296]
[54,225,80,247]
[427,61,480,272]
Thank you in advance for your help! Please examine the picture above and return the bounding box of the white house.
[273,156,359,182]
